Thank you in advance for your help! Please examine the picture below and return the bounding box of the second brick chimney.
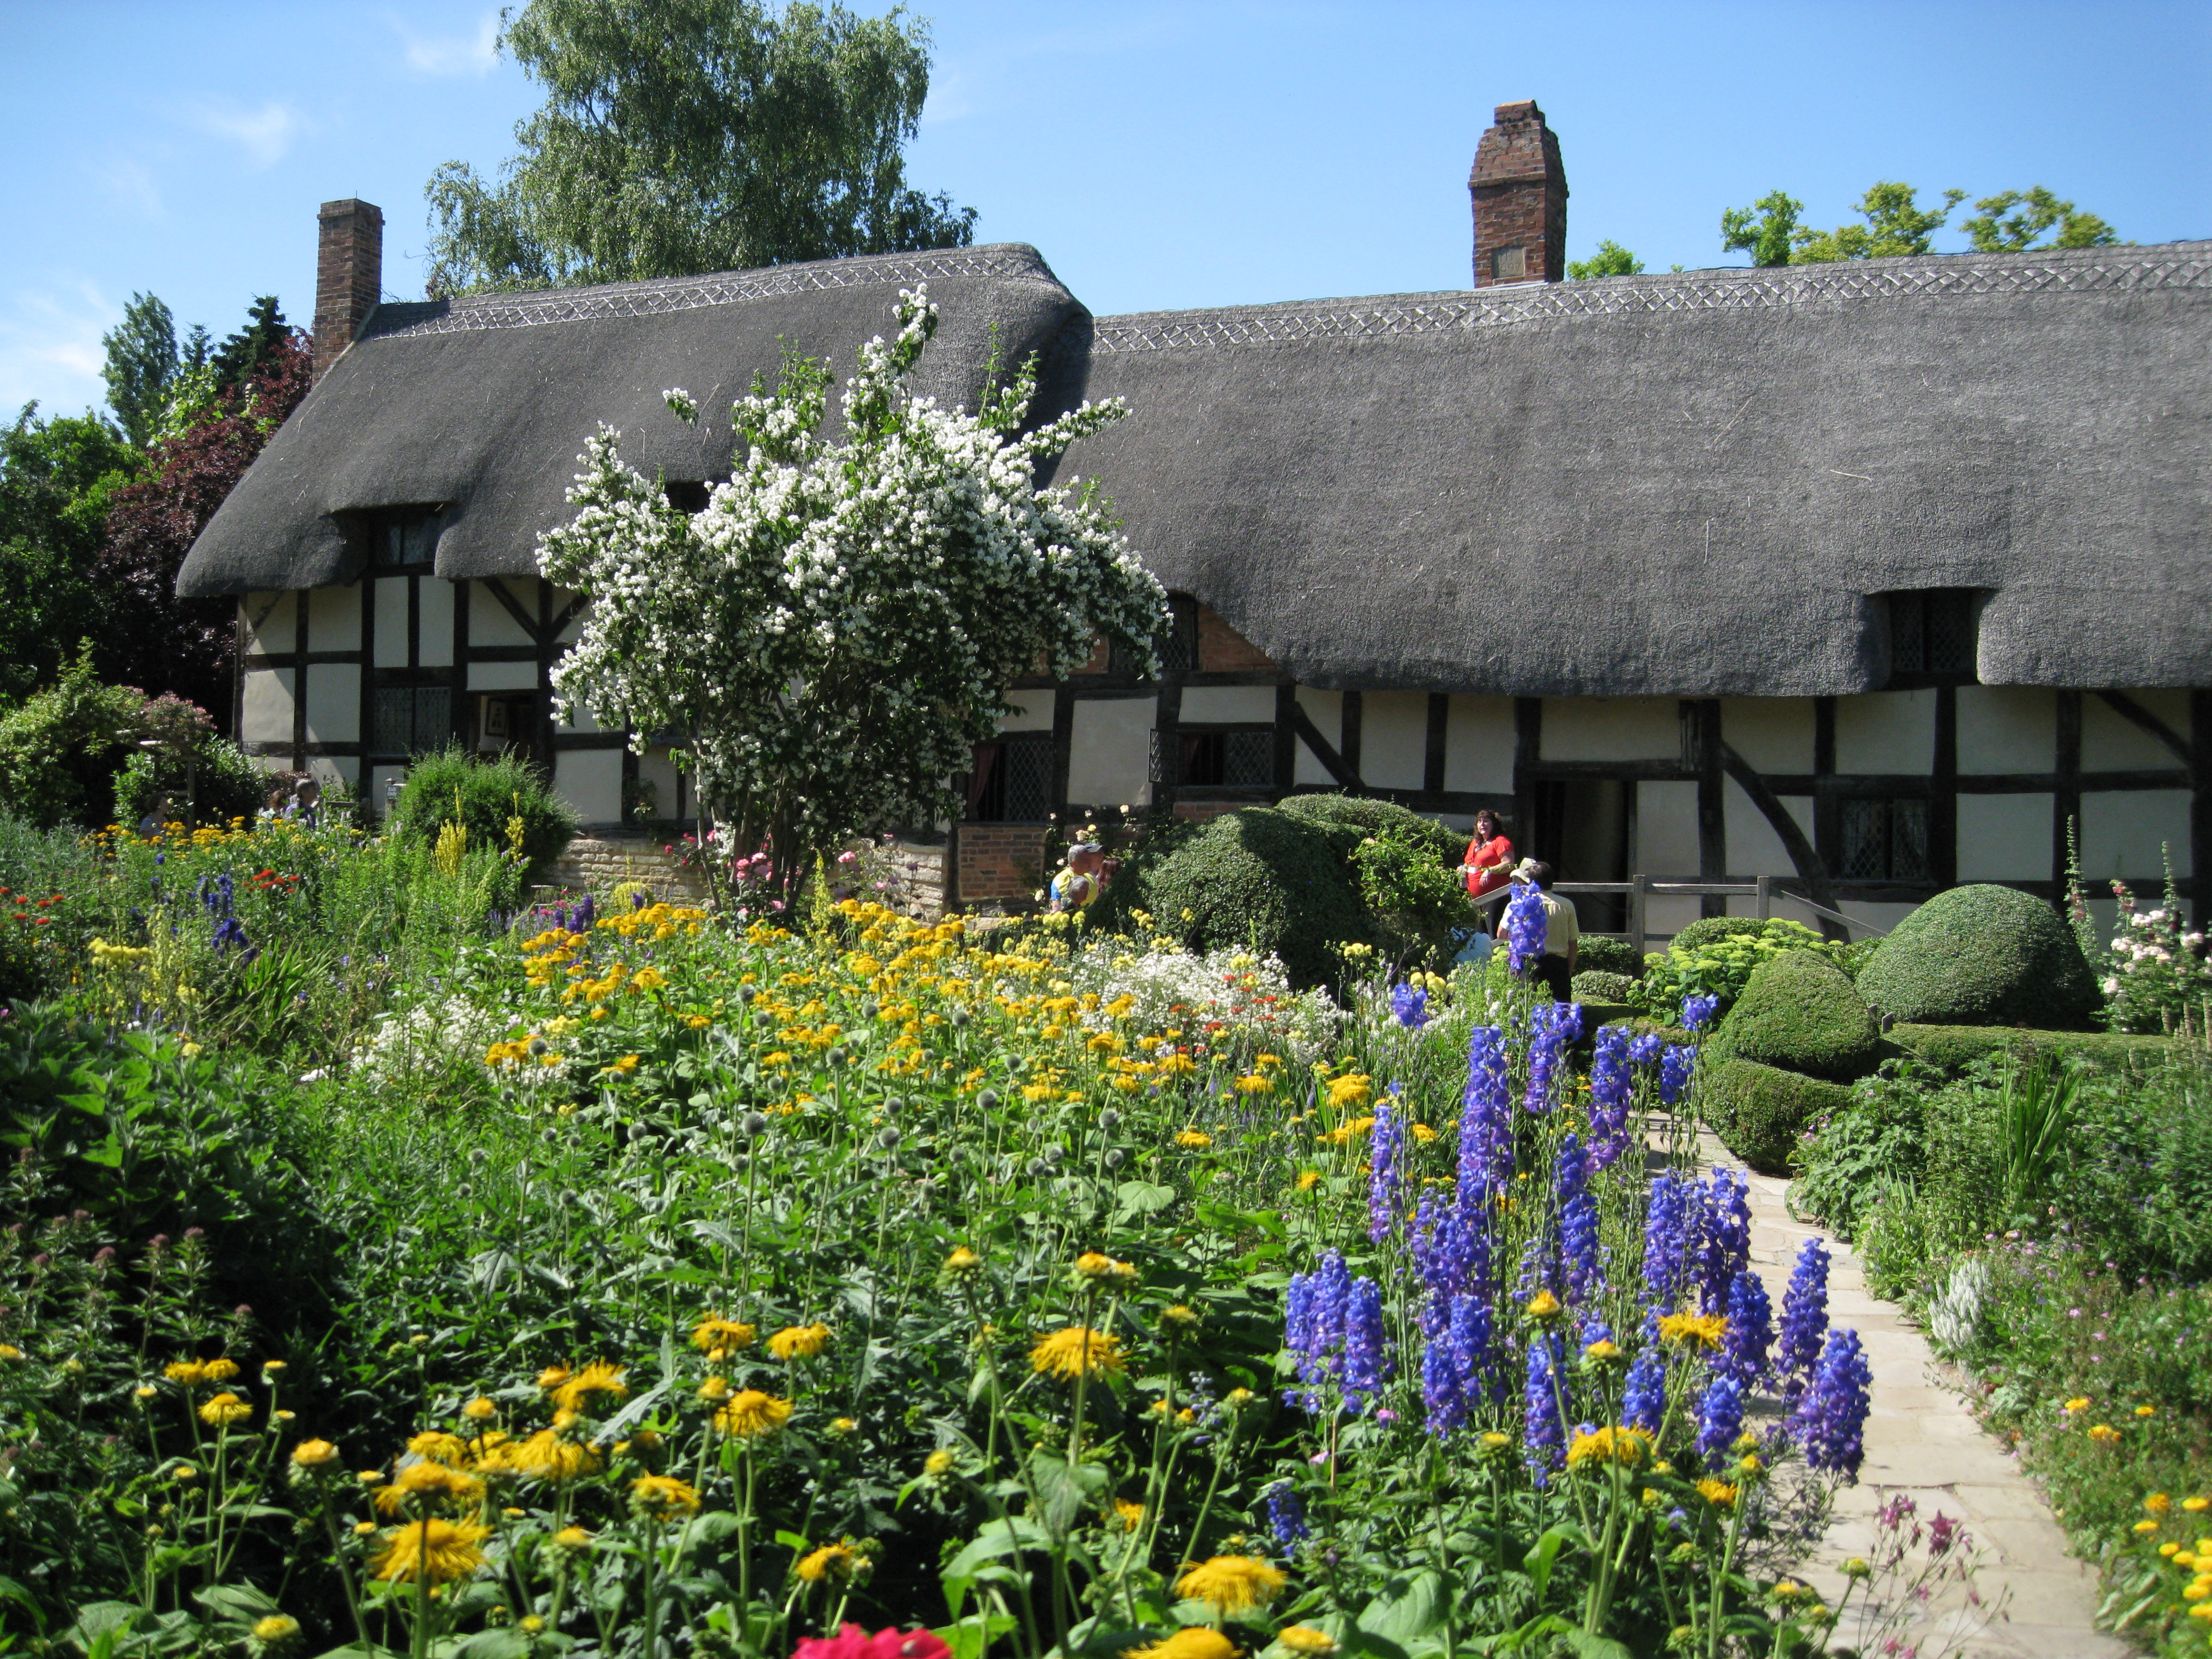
[1469,102,1567,286]
[314,199,384,379]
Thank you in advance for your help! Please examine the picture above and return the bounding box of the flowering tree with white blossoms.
[538,284,1167,896]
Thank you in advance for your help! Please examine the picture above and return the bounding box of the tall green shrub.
[1857,883,2100,1027]
[383,746,579,870]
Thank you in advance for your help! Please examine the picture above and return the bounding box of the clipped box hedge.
[1707,948,1881,1082]
[1856,883,2100,1029]
[1702,1056,1856,1175]
[1888,1023,2180,1076]
[1571,969,1639,1004]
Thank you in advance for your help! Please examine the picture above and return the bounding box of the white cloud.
[0,279,117,421]
[186,98,304,169]
[390,11,500,76]
[90,153,166,221]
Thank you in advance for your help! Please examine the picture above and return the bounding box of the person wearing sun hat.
[1510,858,1579,1001]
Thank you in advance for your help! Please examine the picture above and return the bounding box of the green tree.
[1719,189,1803,268]
[0,406,135,701]
[1566,239,1644,279]
[209,295,289,394]
[424,0,976,295]
[1791,181,1964,262]
[100,293,178,449]
[1960,186,2118,252]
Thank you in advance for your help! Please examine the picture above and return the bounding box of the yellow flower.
[1233,1073,1274,1094]
[536,1365,571,1391]
[2063,1396,2091,1412]
[1566,1426,1651,1470]
[630,1474,702,1518]
[1325,1074,1373,1109]
[372,1517,489,1584]
[1409,1123,1437,1143]
[2185,1496,2211,1513]
[2135,1520,2163,1534]
[601,1053,641,1075]
[1124,1631,1239,1659]
[492,1430,602,1482]
[925,1449,957,1477]
[797,1539,863,1582]
[698,1376,731,1402]
[198,1391,253,1427]
[1030,1326,1126,1381]
[692,1317,758,1353]
[553,1360,628,1413]
[1164,1304,1201,1329]
[164,1359,208,1386]
[251,1614,300,1644]
[713,1390,794,1439]
[1074,1253,1139,1284]
[2137,1404,2157,1418]
[461,1397,497,1422]
[2150,1494,2175,1514]
[1275,1627,1337,1656]
[372,1458,485,1516]
[2089,1423,2122,1446]
[943,1246,983,1274]
[1524,1290,1562,1323]
[1114,1499,1145,1532]
[201,1359,239,1383]
[1176,1130,1214,1150]
[1657,1312,1728,1350]
[2187,1580,2212,1603]
[1295,1170,1322,1192]
[290,1439,338,1469]
[408,1431,470,1465]
[1695,1478,1739,1510]
[1177,1554,1288,1616]
[768,1323,832,1360]
[554,1525,594,1550]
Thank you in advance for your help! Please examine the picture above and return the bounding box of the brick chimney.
[1469,101,1567,286]
[314,199,383,378]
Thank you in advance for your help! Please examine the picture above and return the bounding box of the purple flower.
[1343,1277,1389,1407]
[1389,982,1431,1029]
[1658,1044,1695,1107]
[1775,1239,1831,1400]
[1420,1291,1491,1435]
[1524,1335,1565,1480]
[1284,1251,1352,1408]
[1557,1133,1602,1306]
[1623,1348,1667,1433]
[1695,1375,1745,1464]
[1793,1329,1873,1479]
[1681,993,1721,1032]
[1720,1269,1773,1386]
[1643,1172,1693,1311]
[1265,1481,1309,1545]
[1588,1024,1633,1170]
[1698,1168,1751,1316]
[1412,1190,1489,1319]
[1524,1001,1580,1115]
[1368,1100,1406,1244]
[1629,1032,1664,1065]
[1458,1026,1512,1211]
[1504,882,1548,973]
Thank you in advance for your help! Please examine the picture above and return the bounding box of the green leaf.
[1521,1526,1580,1599]
[1114,1180,1177,1217]
[1355,1569,1445,1647]
[943,1515,1050,1579]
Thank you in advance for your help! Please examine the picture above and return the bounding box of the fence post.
[1755,874,1773,921]
[1629,874,1649,961]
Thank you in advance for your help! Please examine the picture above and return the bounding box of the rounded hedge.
[1094,807,1371,987]
[1577,936,1642,978]
[1709,948,1881,1081]
[1572,969,1639,1003]
[1703,1057,1855,1176]
[385,745,581,871]
[1856,884,2101,1029]
[1273,792,1462,864]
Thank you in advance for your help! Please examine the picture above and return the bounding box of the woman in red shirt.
[1462,810,1515,927]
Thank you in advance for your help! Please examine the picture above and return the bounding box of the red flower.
[792,1627,950,1659]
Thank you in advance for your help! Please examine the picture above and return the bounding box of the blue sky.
[4,1,2206,421]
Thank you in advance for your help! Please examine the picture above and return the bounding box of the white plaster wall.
[372,580,409,667]
[997,692,1054,733]
[307,585,360,654]
[638,750,683,820]
[304,664,360,745]
[1444,695,1515,793]
[554,587,587,643]
[241,669,294,743]
[1637,779,1705,942]
[244,592,295,654]
[1957,686,2054,775]
[471,579,538,648]
[469,661,540,692]
[2082,789,2193,880]
[419,579,455,667]
[2081,689,2192,772]
[1180,686,1275,724]
[1542,696,1679,761]
[1361,690,1428,790]
[1066,697,1154,808]
[308,756,359,790]
[1835,690,1935,774]
[1723,779,1813,877]
[1719,698,1813,775]
[1956,794,2052,880]
[555,749,624,824]
[557,700,602,735]
[1295,687,1344,786]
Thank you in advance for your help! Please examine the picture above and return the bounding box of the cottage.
[178,102,2208,931]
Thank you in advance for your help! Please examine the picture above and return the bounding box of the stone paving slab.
[1695,1133,2129,1659]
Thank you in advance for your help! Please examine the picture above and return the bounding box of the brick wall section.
[1196,606,1277,674]
[1469,101,1567,287]
[1172,801,1244,823]
[545,836,709,902]
[315,199,383,379]
[957,824,1050,905]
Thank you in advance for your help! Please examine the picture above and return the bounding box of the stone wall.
[543,835,708,902]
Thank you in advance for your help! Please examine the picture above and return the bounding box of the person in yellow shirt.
[1510,858,1580,1001]
[1048,842,1109,911]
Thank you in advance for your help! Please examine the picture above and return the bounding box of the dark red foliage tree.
[99,327,314,720]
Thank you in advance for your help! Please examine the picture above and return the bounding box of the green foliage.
[1636,917,1843,1019]
[1574,935,1642,979]
[1888,1021,2176,1076]
[208,296,290,394]
[1791,182,1965,262]
[1271,793,1460,864]
[99,291,179,450]
[1702,1056,1853,1175]
[1707,948,1881,1081]
[0,406,135,698]
[1566,239,1644,279]
[0,648,156,828]
[1961,187,2117,253]
[1857,883,2101,1029]
[1570,969,1637,1003]
[111,736,271,831]
[383,745,578,870]
[424,0,974,295]
[1719,190,1803,267]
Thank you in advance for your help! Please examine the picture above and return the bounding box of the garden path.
[1697,1131,2129,1659]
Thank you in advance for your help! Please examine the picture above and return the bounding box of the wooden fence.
[1473,874,1889,959]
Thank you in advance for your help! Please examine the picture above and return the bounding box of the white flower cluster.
[538,285,1167,881]
[1064,937,1338,1065]
[2100,881,2212,1032]
[351,994,507,1089]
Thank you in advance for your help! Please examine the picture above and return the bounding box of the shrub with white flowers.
[2100,870,2212,1034]
[538,284,1167,894]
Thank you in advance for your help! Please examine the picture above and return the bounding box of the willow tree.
[538,285,1166,894]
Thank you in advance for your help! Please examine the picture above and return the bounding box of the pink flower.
[793,1628,951,1659]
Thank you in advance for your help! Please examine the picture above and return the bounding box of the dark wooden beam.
[1718,740,1842,938]
[1513,697,1541,849]
[291,586,307,771]
[2094,688,2195,778]
[1271,684,1296,799]
[2054,689,2082,901]
[1339,689,1364,784]
[1931,684,1958,888]
[1423,692,1449,794]
[1288,702,1363,790]
[1695,699,1725,917]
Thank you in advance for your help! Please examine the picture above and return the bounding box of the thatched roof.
[180,238,2212,693]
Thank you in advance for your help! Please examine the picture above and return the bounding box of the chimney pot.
[1469,101,1567,288]
[314,199,384,379]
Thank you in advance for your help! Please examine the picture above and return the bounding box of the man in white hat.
[1510,858,1579,1001]
[1048,841,1109,912]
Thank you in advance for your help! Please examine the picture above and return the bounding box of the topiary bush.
[1572,969,1638,1003]
[1577,935,1642,978]
[1638,917,1844,1021]
[1707,948,1882,1082]
[1888,1022,2178,1076]
[1273,793,1462,864]
[1856,883,2101,1029]
[383,745,580,870]
[1702,1056,1855,1175]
